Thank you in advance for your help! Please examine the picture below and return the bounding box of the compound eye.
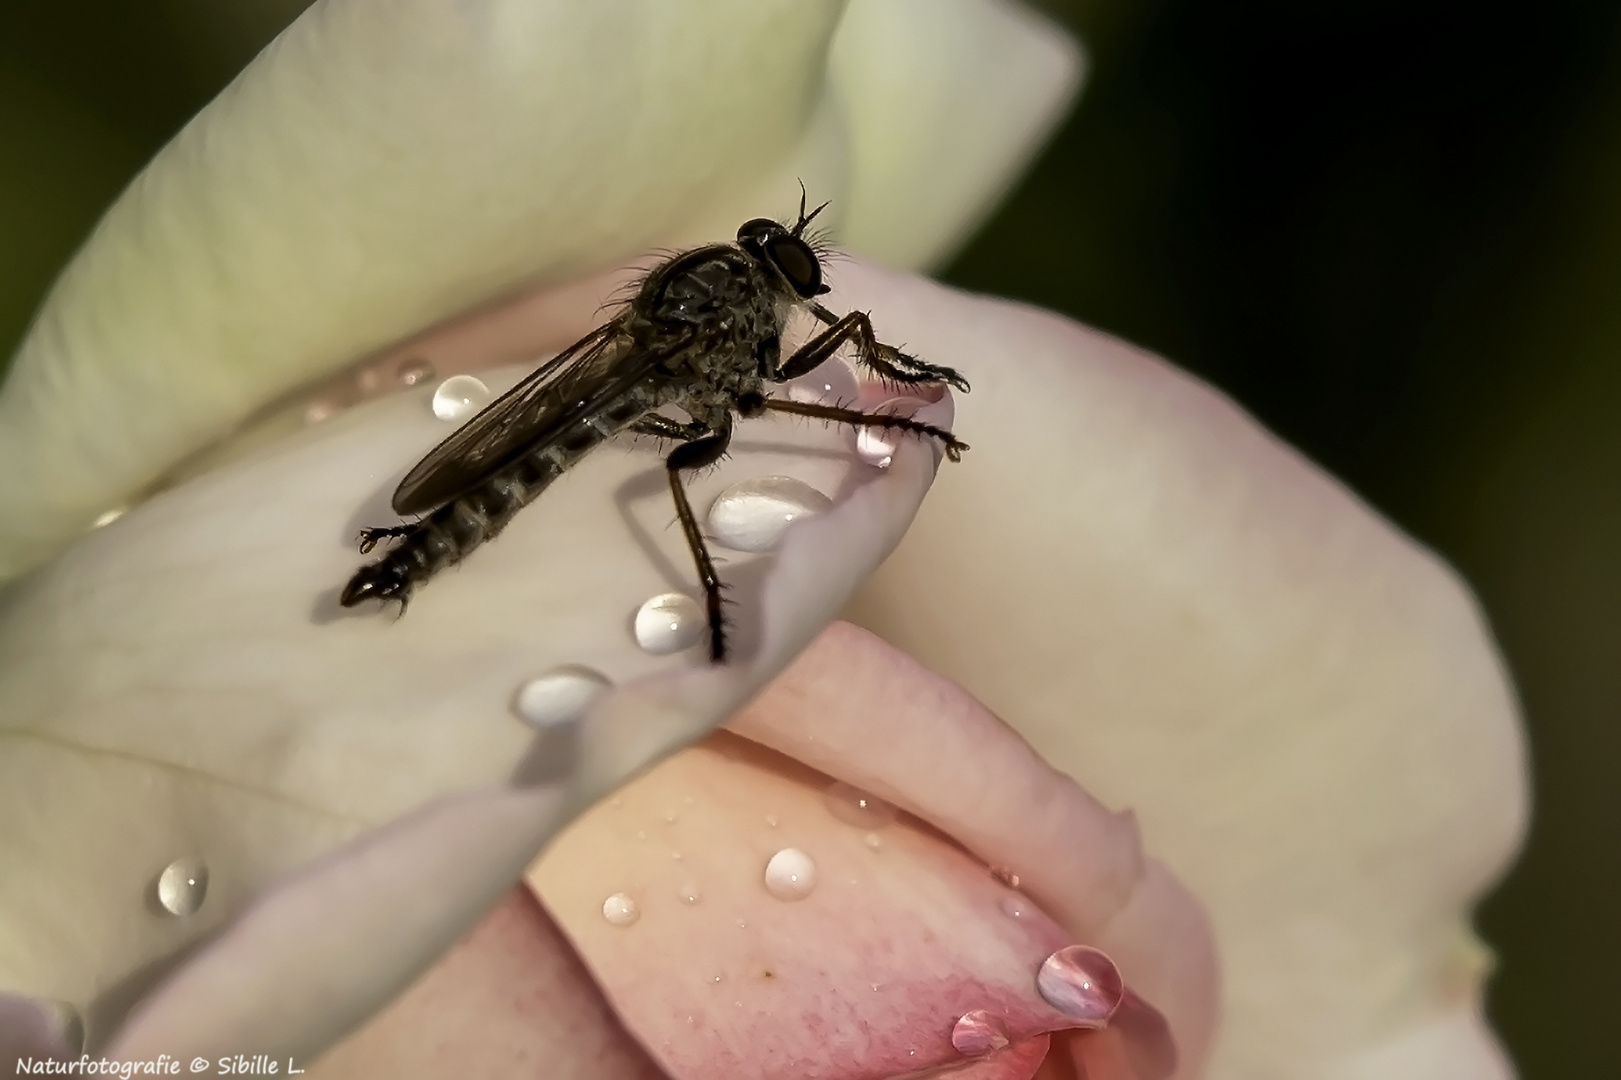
[736,218,778,244]
[765,234,822,298]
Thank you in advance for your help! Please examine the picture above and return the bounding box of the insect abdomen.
[340,413,622,608]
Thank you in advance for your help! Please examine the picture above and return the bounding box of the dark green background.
[2,2,1615,1075]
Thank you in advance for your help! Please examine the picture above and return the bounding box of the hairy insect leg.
[763,398,970,462]
[780,307,970,393]
[356,523,415,554]
[664,420,734,663]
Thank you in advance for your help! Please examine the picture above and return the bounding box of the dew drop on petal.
[156,858,208,916]
[633,593,704,654]
[952,1010,1012,1056]
[784,357,859,405]
[1000,894,1028,919]
[601,893,640,927]
[1036,945,1124,1025]
[397,358,435,387]
[512,666,611,729]
[763,848,817,901]
[706,476,832,553]
[765,814,780,828]
[824,781,897,829]
[91,507,126,530]
[432,375,492,421]
[863,832,883,851]
[990,866,1021,889]
[855,425,898,469]
[678,881,703,905]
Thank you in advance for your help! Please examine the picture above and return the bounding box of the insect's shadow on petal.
[508,719,581,789]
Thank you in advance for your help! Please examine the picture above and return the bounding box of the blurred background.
[0,0,1614,1074]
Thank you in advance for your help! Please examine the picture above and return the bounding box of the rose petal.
[829,0,1084,270]
[827,262,1527,1075]
[0,310,945,1059]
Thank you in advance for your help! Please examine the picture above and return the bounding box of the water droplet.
[855,425,897,468]
[303,401,337,425]
[661,808,679,824]
[765,814,780,828]
[633,593,704,654]
[1036,945,1123,1025]
[763,848,817,901]
[679,882,703,905]
[91,507,126,530]
[871,982,882,992]
[706,476,832,553]
[863,832,883,851]
[990,866,1021,889]
[710,974,724,984]
[735,918,748,929]
[825,781,897,829]
[432,375,492,421]
[999,895,1028,919]
[670,849,683,861]
[512,666,611,729]
[156,858,209,916]
[952,1010,1012,1056]
[601,892,640,927]
[784,358,859,405]
[398,358,435,387]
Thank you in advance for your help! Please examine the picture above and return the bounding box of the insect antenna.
[791,179,831,238]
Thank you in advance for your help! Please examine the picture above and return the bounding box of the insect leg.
[664,420,734,663]
[629,414,707,442]
[356,524,415,554]
[780,307,970,393]
[763,398,969,462]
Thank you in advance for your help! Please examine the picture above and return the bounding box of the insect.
[340,191,969,662]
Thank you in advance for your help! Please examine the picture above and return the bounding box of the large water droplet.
[824,781,897,829]
[512,666,611,728]
[1036,945,1123,1025]
[432,375,492,421]
[951,1010,1012,1056]
[784,358,859,406]
[398,358,435,387]
[156,858,209,916]
[706,476,832,553]
[763,847,817,901]
[633,593,704,653]
[601,892,640,927]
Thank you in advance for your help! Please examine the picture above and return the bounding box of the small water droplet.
[678,881,703,905]
[670,849,683,861]
[432,375,492,421]
[91,507,126,530]
[765,814,780,828]
[662,808,679,824]
[303,401,337,425]
[633,592,704,654]
[871,982,882,992]
[784,358,859,405]
[763,848,817,901]
[398,358,435,387]
[952,1010,1011,1056]
[710,973,724,984]
[736,918,748,930]
[512,666,611,729]
[990,866,1021,889]
[706,476,832,553]
[863,832,883,851]
[825,781,897,829]
[855,426,897,468]
[999,895,1028,919]
[601,892,640,927]
[1036,945,1124,1025]
[156,858,208,916]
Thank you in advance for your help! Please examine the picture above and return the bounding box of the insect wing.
[392,323,659,515]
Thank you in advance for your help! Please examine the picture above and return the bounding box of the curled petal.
[830,262,1527,1076]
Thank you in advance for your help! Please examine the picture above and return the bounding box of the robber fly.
[340,191,969,662]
